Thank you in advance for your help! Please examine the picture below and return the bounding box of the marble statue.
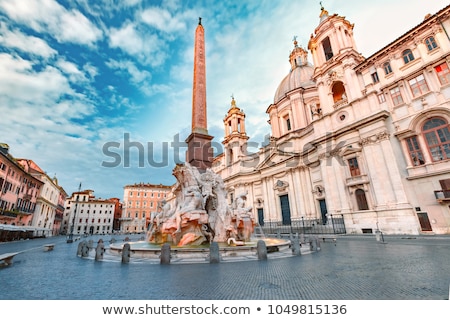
[146,162,256,246]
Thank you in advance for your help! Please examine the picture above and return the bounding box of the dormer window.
[402,49,415,64]
[322,37,333,61]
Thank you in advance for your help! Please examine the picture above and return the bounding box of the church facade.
[213,5,450,235]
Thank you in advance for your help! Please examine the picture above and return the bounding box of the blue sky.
[0,0,448,200]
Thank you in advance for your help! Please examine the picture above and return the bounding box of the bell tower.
[222,97,249,166]
[307,4,364,111]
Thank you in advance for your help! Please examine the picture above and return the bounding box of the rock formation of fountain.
[146,162,256,247]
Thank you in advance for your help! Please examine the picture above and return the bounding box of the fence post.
[301,216,305,234]
[341,214,346,233]
[331,214,336,233]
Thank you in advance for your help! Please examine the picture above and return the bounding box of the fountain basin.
[108,238,293,264]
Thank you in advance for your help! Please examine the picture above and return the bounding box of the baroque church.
[212,5,450,235]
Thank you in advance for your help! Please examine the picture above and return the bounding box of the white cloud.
[56,58,90,83]
[141,7,186,33]
[0,0,102,46]
[57,9,103,45]
[108,22,166,66]
[0,53,72,104]
[0,23,57,58]
[106,59,150,83]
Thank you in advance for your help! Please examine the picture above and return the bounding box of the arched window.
[355,189,369,210]
[332,81,346,103]
[402,49,415,64]
[322,36,333,61]
[422,118,450,161]
[425,36,438,51]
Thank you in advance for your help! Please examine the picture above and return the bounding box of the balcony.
[346,174,369,187]
[434,189,450,202]
[0,210,17,219]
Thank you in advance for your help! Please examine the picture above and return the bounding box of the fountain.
[107,162,292,263]
[86,19,294,263]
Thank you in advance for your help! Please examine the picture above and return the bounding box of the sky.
[0,0,448,200]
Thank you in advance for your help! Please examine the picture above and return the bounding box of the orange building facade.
[120,183,172,233]
[0,144,44,228]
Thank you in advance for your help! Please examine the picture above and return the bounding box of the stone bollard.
[81,241,89,258]
[276,230,281,239]
[209,242,220,263]
[257,240,267,260]
[110,237,116,244]
[310,236,320,252]
[122,243,130,263]
[95,239,104,261]
[375,230,383,242]
[160,243,171,265]
[299,233,305,244]
[77,241,84,256]
[291,239,301,256]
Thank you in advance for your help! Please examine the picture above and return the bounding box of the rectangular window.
[377,93,386,104]
[348,158,361,177]
[389,86,404,106]
[285,117,291,131]
[371,72,379,83]
[425,36,438,51]
[405,137,424,166]
[408,74,429,97]
[435,62,450,85]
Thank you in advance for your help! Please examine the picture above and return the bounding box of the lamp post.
[67,183,81,243]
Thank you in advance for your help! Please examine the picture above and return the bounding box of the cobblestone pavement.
[0,234,449,300]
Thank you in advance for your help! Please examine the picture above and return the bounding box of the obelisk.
[185,17,213,171]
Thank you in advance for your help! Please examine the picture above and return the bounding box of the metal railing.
[260,214,346,235]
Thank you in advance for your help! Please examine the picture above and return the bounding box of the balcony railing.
[434,189,450,202]
[0,210,17,218]
[119,217,133,221]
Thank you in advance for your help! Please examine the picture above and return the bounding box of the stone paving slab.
[0,234,449,299]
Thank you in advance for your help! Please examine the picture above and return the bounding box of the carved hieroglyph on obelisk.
[185,17,213,171]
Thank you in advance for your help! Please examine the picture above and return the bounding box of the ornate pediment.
[273,180,289,191]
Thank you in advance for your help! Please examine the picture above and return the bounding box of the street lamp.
[67,183,81,243]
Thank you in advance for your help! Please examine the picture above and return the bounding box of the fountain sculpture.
[146,162,256,247]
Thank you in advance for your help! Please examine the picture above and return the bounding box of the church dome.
[274,41,315,104]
